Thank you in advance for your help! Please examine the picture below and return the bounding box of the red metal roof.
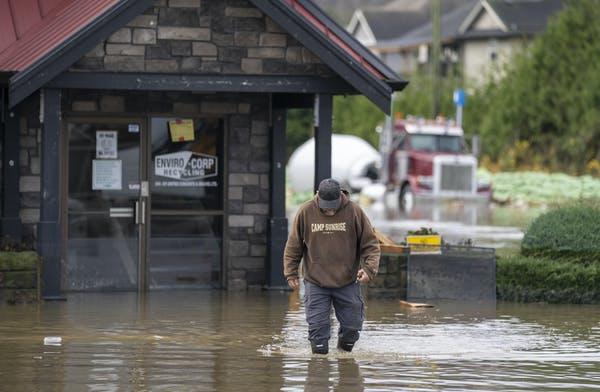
[0,0,119,72]
[285,0,386,80]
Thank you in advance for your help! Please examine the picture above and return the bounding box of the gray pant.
[304,280,365,346]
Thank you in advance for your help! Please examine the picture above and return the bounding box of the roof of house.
[0,0,406,112]
[381,0,564,50]
[347,0,470,45]
[383,0,478,49]
[360,10,428,41]
[486,0,564,34]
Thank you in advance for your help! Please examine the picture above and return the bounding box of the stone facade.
[366,253,408,299]
[6,0,339,291]
[72,0,333,77]
[64,89,270,290]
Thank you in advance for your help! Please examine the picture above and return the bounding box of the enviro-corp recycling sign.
[154,151,218,187]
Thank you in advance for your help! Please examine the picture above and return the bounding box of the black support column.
[266,107,288,289]
[38,89,63,300]
[1,89,22,242]
[313,94,333,192]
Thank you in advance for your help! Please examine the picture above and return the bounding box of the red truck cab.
[387,118,491,211]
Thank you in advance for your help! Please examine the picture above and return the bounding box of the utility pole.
[431,0,441,118]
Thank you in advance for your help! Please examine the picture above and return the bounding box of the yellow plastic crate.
[406,235,442,254]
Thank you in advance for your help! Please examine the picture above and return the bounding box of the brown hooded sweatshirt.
[283,192,380,288]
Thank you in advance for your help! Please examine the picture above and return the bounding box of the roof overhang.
[249,0,407,113]
[0,72,13,86]
[5,0,407,113]
[8,0,154,108]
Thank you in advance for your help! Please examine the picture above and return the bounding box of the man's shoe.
[311,342,328,354]
[337,339,355,352]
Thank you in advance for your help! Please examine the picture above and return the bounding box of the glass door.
[65,119,145,291]
[148,117,224,289]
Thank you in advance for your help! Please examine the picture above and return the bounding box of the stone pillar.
[313,94,333,192]
[38,89,63,300]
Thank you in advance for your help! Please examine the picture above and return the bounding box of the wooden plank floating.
[375,230,409,255]
[399,300,435,308]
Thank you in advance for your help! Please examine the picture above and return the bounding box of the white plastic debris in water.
[359,183,386,205]
[43,336,62,346]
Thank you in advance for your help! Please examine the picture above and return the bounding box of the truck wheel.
[400,184,414,212]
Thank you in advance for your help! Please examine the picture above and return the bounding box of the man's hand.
[287,277,299,290]
[356,269,370,284]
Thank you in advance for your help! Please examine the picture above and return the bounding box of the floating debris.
[43,336,62,346]
[399,300,435,308]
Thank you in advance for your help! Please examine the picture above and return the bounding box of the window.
[409,134,463,153]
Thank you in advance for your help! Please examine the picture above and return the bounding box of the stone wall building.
[0,0,405,296]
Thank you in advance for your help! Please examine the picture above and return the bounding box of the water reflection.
[364,196,529,248]
[0,292,599,391]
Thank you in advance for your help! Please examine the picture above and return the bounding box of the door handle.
[140,200,146,225]
[110,207,134,218]
[135,200,146,225]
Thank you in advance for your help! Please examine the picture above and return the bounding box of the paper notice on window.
[169,119,195,142]
[96,130,118,159]
[92,160,122,190]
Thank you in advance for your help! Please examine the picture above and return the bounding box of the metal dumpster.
[367,245,496,302]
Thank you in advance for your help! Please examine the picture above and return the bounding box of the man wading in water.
[284,178,380,354]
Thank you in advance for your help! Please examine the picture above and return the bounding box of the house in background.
[347,0,469,75]
[349,0,564,85]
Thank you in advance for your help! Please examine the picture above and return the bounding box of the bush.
[0,251,40,270]
[521,202,600,261]
[497,254,600,303]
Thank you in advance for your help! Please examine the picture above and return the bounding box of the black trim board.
[48,72,357,94]
[9,0,155,108]
[250,0,396,113]
[266,107,288,288]
[272,93,315,109]
[1,99,22,241]
[0,73,13,85]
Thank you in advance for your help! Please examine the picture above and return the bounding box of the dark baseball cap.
[317,178,341,209]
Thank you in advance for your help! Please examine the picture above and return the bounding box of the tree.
[465,0,600,174]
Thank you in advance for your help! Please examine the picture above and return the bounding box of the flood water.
[1,291,599,391]
[363,197,543,249]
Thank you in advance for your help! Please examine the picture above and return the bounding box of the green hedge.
[521,202,600,262]
[0,251,40,304]
[497,254,600,303]
[0,251,40,270]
